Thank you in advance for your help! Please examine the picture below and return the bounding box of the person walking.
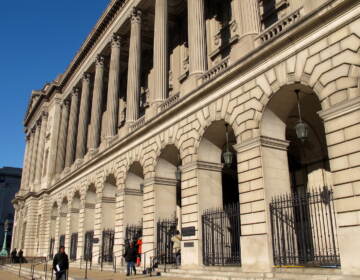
[123,241,137,276]
[17,249,23,263]
[10,248,17,263]
[171,230,181,267]
[52,246,69,280]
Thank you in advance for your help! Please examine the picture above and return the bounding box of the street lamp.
[222,124,233,167]
[0,219,9,257]
[294,89,309,142]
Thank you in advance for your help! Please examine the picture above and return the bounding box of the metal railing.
[202,203,241,266]
[270,187,340,267]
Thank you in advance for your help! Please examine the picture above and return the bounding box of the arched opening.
[59,198,68,249]
[84,184,96,261]
[101,174,116,263]
[70,192,80,260]
[49,203,58,259]
[124,162,144,244]
[261,84,330,195]
[198,120,241,266]
[198,120,239,209]
[154,145,182,265]
[261,84,338,267]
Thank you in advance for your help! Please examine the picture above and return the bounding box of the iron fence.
[270,187,340,267]
[156,218,177,264]
[125,224,142,245]
[70,233,78,260]
[84,230,94,261]
[101,229,115,262]
[202,203,241,266]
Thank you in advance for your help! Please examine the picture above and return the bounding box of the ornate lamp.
[222,124,233,167]
[175,166,181,182]
[295,89,309,142]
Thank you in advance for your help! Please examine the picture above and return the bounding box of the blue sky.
[0,1,109,168]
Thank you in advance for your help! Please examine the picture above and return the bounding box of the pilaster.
[55,100,70,175]
[35,112,48,185]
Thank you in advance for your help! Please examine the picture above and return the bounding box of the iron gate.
[70,233,78,260]
[49,238,55,259]
[202,203,241,266]
[125,224,143,244]
[270,187,340,266]
[84,231,94,261]
[101,229,115,262]
[59,234,65,248]
[156,218,177,264]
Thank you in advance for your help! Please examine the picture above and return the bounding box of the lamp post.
[0,219,9,256]
[294,89,309,142]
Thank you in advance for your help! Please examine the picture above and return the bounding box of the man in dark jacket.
[17,249,23,263]
[123,241,137,276]
[11,248,17,263]
[52,246,69,280]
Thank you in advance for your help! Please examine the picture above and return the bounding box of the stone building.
[12,0,360,278]
[0,167,21,252]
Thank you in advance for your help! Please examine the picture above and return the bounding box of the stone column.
[126,8,142,123]
[76,73,91,160]
[47,97,62,180]
[231,0,261,60]
[27,131,35,189]
[65,88,80,168]
[35,112,48,184]
[56,100,70,174]
[187,0,207,76]
[30,121,41,185]
[153,0,168,105]
[106,34,121,139]
[89,55,105,151]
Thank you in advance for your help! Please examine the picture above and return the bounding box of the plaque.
[181,226,196,237]
[92,238,99,244]
[184,242,194,248]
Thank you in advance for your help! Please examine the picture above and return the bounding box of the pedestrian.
[171,230,181,267]
[123,241,137,276]
[11,248,17,263]
[52,246,69,280]
[17,249,23,263]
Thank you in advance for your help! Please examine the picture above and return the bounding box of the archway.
[59,198,68,249]
[70,192,80,260]
[154,145,182,264]
[124,162,144,243]
[49,203,58,259]
[198,120,241,266]
[101,174,116,263]
[261,84,338,267]
[198,120,239,210]
[84,184,96,261]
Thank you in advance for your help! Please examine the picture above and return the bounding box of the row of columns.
[51,0,261,175]
[21,112,48,192]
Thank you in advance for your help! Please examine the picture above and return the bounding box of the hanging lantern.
[222,124,233,167]
[294,89,309,142]
[175,166,182,182]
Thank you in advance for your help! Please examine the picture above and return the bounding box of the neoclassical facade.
[12,0,360,277]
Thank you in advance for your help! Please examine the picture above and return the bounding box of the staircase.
[161,266,360,280]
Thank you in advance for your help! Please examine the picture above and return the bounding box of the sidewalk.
[0,268,28,280]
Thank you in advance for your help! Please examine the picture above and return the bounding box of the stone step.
[161,267,360,280]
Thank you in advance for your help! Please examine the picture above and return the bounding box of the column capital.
[36,118,42,126]
[72,87,80,97]
[63,99,70,108]
[130,7,142,23]
[83,72,91,81]
[95,55,105,67]
[111,33,121,48]
[42,111,49,119]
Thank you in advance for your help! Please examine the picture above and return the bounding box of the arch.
[85,184,97,204]
[123,161,144,227]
